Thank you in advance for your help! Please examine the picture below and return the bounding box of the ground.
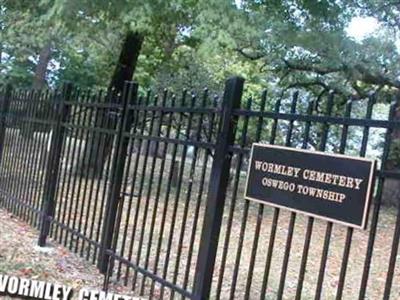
[0,208,140,300]
[0,129,399,299]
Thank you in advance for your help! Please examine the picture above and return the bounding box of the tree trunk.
[107,31,143,96]
[0,43,3,76]
[171,160,180,187]
[75,31,144,178]
[20,42,52,138]
[382,179,400,207]
[381,100,400,207]
[32,42,52,90]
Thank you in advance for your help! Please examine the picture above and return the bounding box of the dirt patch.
[0,208,141,300]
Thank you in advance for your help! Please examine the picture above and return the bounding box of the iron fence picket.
[258,97,282,299]
[139,89,169,293]
[38,84,72,246]
[86,91,111,263]
[228,97,254,300]
[73,90,93,253]
[243,91,267,299]
[193,76,244,300]
[22,90,40,223]
[182,93,219,294]
[359,98,398,300]
[384,195,400,300]
[92,91,118,262]
[123,91,153,284]
[160,93,197,299]
[131,92,161,289]
[0,84,12,209]
[170,92,205,297]
[314,93,336,300]
[276,92,299,300]
[335,97,367,300]
[115,92,144,280]
[98,82,138,273]
[295,99,316,300]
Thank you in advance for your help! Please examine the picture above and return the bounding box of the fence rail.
[0,78,399,300]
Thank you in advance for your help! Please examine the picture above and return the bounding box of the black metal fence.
[0,77,399,300]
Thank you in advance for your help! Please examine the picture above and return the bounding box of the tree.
[32,0,250,176]
[0,1,69,88]
[3,0,398,205]
[221,1,400,206]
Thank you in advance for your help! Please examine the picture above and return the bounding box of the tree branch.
[354,64,400,89]
[279,59,400,99]
[234,48,265,60]
[281,59,344,75]
[285,80,330,90]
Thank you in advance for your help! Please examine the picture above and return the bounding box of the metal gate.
[0,77,399,300]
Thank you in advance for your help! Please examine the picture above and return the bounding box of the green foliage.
[0,0,399,120]
[0,0,262,91]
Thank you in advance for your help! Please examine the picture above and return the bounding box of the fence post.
[0,84,12,165]
[98,81,138,274]
[38,83,72,246]
[193,76,244,300]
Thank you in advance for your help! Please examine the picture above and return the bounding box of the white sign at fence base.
[0,274,146,300]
